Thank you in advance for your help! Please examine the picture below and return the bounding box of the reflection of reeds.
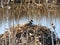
[0,0,60,21]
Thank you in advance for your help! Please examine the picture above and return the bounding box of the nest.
[9,23,52,45]
[0,23,56,45]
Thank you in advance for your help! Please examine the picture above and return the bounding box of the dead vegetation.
[0,22,56,45]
